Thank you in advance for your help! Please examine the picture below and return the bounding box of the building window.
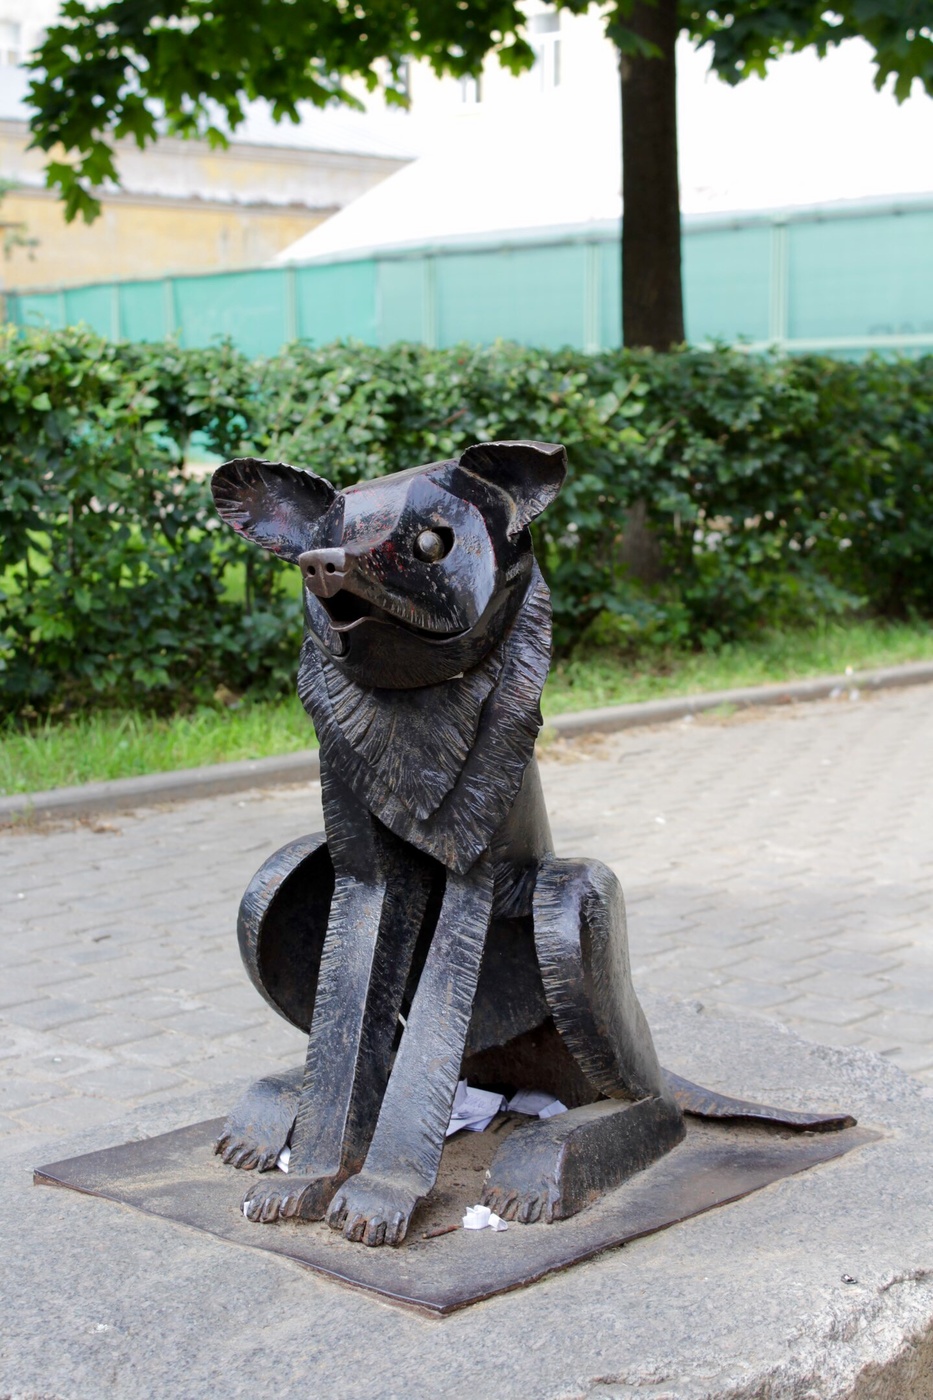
[460,74,481,104]
[529,10,561,90]
[0,20,21,66]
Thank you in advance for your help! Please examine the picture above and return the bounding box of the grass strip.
[541,618,933,715]
[3,619,932,797]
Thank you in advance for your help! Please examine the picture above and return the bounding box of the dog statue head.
[211,441,567,689]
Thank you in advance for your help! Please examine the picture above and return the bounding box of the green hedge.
[2,328,931,715]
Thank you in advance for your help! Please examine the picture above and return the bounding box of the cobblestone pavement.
[2,683,932,1147]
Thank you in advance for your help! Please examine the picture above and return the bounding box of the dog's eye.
[414,527,453,563]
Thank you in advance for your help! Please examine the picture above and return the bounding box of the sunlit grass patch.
[542,619,933,716]
[0,695,313,797]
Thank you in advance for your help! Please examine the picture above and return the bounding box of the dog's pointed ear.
[458,440,567,532]
[211,458,337,562]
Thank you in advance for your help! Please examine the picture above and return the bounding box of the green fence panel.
[8,289,65,330]
[435,243,588,349]
[118,279,169,342]
[788,210,933,341]
[295,259,378,344]
[377,258,427,345]
[172,267,288,356]
[63,284,116,338]
[684,224,772,344]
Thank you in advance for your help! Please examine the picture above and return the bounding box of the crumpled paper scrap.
[506,1088,568,1119]
[445,1079,568,1136]
[445,1079,507,1136]
[462,1204,508,1231]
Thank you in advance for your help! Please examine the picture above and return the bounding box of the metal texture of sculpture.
[210,441,852,1249]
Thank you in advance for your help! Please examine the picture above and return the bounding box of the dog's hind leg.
[483,856,684,1223]
[326,856,495,1246]
[215,1067,303,1171]
[243,773,433,1224]
[533,857,668,1100]
[215,832,334,1173]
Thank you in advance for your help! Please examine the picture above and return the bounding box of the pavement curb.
[4,658,933,824]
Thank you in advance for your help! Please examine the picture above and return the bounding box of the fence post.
[284,265,298,343]
[583,241,600,352]
[423,256,438,348]
[769,221,789,348]
[163,278,177,340]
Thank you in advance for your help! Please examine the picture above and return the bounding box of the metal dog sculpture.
[211,441,852,1248]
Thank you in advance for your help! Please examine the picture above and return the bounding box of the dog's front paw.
[325,1173,423,1247]
[242,1173,341,1223]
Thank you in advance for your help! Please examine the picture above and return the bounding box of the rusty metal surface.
[35,1116,880,1317]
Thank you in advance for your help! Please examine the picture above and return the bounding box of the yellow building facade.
[0,111,410,293]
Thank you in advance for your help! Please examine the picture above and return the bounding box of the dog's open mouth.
[319,589,465,641]
[322,590,376,628]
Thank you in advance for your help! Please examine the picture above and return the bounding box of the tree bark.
[619,0,685,349]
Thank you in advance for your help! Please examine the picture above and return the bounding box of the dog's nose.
[298,547,351,598]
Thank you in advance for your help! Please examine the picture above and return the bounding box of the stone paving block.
[770,994,882,1027]
[682,924,769,950]
[812,948,905,977]
[855,1009,933,1045]
[0,925,72,955]
[781,1020,881,1050]
[713,980,802,1010]
[68,977,158,1007]
[65,1064,190,1101]
[871,982,933,1015]
[0,984,47,1011]
[29,1047,119,1080]
[139,968,243,998]
[216,1019,307,1056]
[9,1094,127,1135]
[66,926,166,954]
[3,999,96,1032]
[57,1016,163,1050]
[118,1031,215,1070]
[203,983,272,1015]
[97,990,206,1020]
[724,954,820,986]
[157,1006,263,1040]
[9,962,103,993]
[0,1079,61,1112]
[801,970,894,1004]
[189,1051,297,1087]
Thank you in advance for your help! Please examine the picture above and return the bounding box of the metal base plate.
[35,1116,878,1316]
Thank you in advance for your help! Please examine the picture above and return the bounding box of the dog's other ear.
[211,458,337,562]
[458,440,567,532]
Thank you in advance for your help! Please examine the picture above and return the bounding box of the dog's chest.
[298,567,552,874]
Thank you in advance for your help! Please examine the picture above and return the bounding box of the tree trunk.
[618,0,684,349]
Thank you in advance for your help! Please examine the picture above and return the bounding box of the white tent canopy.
[277,37,933,264]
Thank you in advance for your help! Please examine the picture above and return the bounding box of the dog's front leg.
[243,770,429,1224]
[326,855,495,1246]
